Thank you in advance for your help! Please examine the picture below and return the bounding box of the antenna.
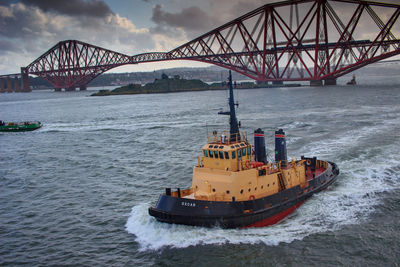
[218,70,240,142]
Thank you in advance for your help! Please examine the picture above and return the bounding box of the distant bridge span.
[1,0,400,91]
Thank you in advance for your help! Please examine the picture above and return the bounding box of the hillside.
[91,75,217,96]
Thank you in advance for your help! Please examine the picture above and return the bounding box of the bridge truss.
[12,0,400,89]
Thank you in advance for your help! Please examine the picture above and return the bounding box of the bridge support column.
[310,80,323,86]
[79,85,87,91]
[14,77,20,92]
[324,78,337,86]
[21,67,32,92]
[65,87,76,91]
[0,79,5,93]
[7,77,13,92]
[272,81,284,85]
[256,80,268,87]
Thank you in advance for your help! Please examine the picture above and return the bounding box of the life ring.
[249,195,255,200]
[245,160,251,169]
[306,159,311,166]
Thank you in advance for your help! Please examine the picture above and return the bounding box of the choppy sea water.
[1,79,400,266]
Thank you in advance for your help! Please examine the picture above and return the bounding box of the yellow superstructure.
[186,132,310,202]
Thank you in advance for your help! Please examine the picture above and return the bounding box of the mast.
[219,70,240,142]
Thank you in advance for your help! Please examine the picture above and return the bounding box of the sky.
[0,0,400,75]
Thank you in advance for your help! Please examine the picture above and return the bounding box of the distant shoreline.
[91,76,301,96]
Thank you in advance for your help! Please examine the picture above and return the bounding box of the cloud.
[0,39,18,55]
[0,2,156,73]
[151,4,219,32]
[149,0,271,40]
[20,0,112,17]
[208,0,267,22]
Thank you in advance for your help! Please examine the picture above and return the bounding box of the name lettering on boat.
[181,202,196,207]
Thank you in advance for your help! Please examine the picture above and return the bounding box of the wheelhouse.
[199,131,252,171]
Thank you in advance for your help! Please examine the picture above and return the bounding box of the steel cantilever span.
[8,0,400,90]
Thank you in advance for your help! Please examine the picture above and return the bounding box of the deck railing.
[207,130,247,144]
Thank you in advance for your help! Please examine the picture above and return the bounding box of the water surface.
[1,82,399,265]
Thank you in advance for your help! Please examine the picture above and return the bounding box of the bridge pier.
[14,77,20,92]
[272,81,284,85]
[65,87,76,91]
[79,85,87,91]
[256,80,268,86]
[324,78,337,86]
[310,79,337,86]
[310,80,323,86]
[0,79,5,93]
[21,67,32,92]
[7,77,13,92]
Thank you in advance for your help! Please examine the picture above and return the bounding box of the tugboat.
[0,121,42,132]
[149,71,339,228]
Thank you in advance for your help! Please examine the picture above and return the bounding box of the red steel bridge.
[1,0,400,92]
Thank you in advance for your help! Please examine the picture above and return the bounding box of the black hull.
[149,161,339,229]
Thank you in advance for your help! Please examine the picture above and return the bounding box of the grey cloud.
[149,0,272,40]
[151,4,220,32]
[0,2,156,64]
[20,0,113,17]
[150,24,186,39]
[0,1,111,40]
[0,39,19,55]
[0,4,50,39]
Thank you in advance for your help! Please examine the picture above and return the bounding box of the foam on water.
[298,106,400,159]
[38,119,206,133]
[126,117,400,251]
[126,148,400,251]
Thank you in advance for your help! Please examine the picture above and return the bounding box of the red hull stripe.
[254,134,264,137]
[275,134,285,138]
[243,200,305,228]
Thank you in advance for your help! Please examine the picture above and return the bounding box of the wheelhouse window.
[209,150,213,158]
[224,151,229,159]
[247,146,251,155]
[204,150,208,157]
[232,151,236,159]
[242,148,246,156]
[219,151,224,159]
[238,149,242,157]
[214,151,219,159]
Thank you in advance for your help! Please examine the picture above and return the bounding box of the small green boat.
[0,121,42,132]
